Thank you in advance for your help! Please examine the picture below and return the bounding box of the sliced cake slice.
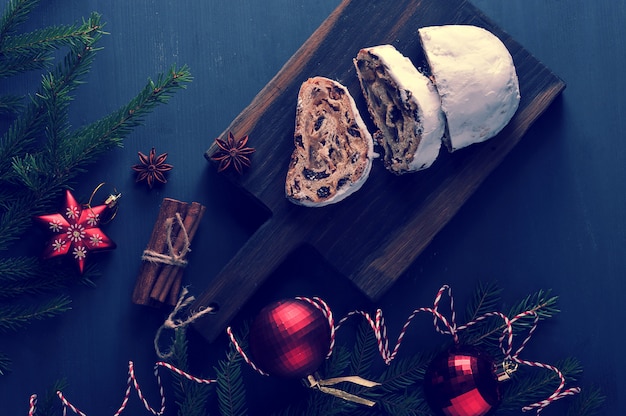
[285,76,376,207]
[354,44,445,175]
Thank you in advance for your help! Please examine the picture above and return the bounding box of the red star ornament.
[34,189,116,273]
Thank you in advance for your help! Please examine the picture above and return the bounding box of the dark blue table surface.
[1,0,624,414]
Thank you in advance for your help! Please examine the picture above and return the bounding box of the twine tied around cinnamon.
[142,213,190,268]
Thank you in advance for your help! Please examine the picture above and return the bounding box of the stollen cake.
[354,44,446,175]
[418,25,521,151]
[285,76,376,207]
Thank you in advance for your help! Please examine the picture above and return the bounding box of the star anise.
[211,131,255,175]
[131,147,173,188]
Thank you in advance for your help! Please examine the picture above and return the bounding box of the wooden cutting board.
[191,0,565,342]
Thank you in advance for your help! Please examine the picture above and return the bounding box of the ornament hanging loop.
[86,182,122,223]
[305,373,380,407]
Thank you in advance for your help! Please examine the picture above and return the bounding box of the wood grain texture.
[192,0,565,341]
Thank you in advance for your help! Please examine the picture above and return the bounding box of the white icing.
[418,25,521,151]
[363,45,445,171]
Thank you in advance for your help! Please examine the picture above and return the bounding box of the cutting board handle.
[190,215,301,342]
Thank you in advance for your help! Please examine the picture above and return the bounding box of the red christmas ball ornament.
[424,346,501,416]
[34,189,118,273]
[248,298,331,379]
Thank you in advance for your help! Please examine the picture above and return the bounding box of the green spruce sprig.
[0,257,95,300]
[29,378,69,416]
[214,326,248,416]
[0,0,40,47]
[460,286,559,355]
[566,384,606,416]
[0,350,10,375]
[0,293,71,333]
[0,0,191,376]
[169,328,212,416]
[500,356,583,412]
[349,319,379,378]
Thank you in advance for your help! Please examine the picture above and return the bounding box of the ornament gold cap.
[496,359,519,382]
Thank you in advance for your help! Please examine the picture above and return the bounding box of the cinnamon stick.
[132,198,187,305]
[151,201,206,304]
[159,202,206,306]
[165,202,206,305]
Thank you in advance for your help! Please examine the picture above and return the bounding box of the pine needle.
[0,257,97,301]
[215,327,248,416]
[500,357,583,411]
[0,94,23,115]
[0,0,40,45]
[461,288,559,348]
[0,294,71,333]
[566,384,606,416]
[463,280,502,322]
[0,350,11,375]
[169,328,211,416]
[377,352,431,393]
[32,378,69,416]
[349,319,379,378]
[323,344,351,378]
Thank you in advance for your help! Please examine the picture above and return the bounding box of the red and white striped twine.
[227,326,269,376]
[336,284,581,414]
[295,296,336,358]
[26,290,580,415]
[28,360,216,416]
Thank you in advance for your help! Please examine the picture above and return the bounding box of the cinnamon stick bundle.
[132,198,206,307]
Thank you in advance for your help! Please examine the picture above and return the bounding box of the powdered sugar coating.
[418,25,520,151]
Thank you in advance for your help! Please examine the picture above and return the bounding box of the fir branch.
[59,64,192,178]
[508,289,560,323]
[2,20,103,55]
[273,391,353,416]
[31,378,69,416]
[215,327,248,416]
[461,288,560,348]
[0,12,104,181]
[0,93,23,115]
[500,357,583,412]
[323,344,351,378]
[0,12,105,78]
[0,256,96,300]
[0,46,48,75]
[349,320,379,378]
[0,349,11,375]
[0,188,57,251]
[376,391,432,416]
[463,280,502,323]
[169,328,211,416]
[566,384,606,416]
[0,293,71,333]
[0,0,39,46]
[377,352,431,393]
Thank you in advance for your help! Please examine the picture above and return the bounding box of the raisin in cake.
[354,44,445,175]
[285,77,375,207]
[418,25,521,151]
